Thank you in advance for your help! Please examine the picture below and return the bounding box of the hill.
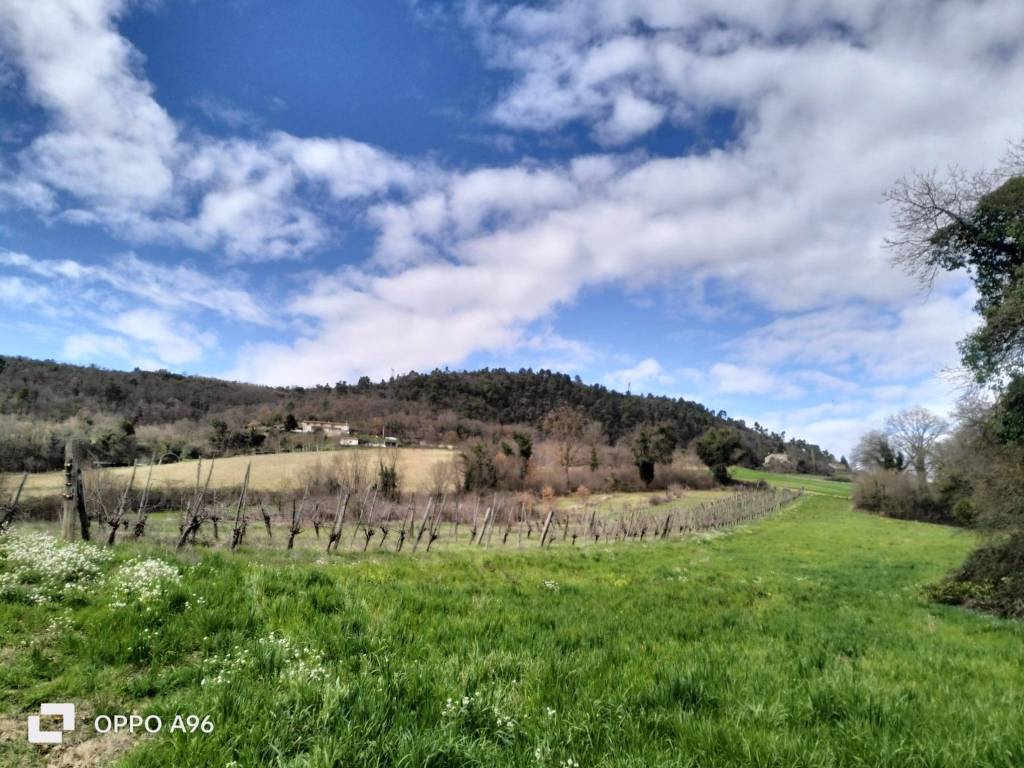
[0,356,832,472]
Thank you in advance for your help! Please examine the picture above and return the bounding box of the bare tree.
[885,140,1023,287]
[850,430,904,472]
[542,406,587,488]
[886,406,948,479]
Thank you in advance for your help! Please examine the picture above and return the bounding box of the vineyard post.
[327,490,350,553]
[61,439,89,541]
[412,496,434,553]
[230,462,251,550]
[538,508,555,547]
[131,460,154,539]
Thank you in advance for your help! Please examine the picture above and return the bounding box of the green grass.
[3,492,1023,767]
[730,466,853,498]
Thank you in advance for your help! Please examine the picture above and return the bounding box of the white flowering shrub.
[541,580,560,592]
[0,532,112,604]
[108,558,181,608]
[201,632,328,688]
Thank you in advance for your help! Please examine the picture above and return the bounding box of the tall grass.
[3,494,1024,767]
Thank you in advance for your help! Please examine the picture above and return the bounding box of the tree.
[851,430,904,472]
[887,153,1023,385]
[512,431,533,480]
[284,413,299,432]
[694,428,741,484]
[631,424,676,485]
[885,406,948,479]
[462,442,498,491]
[542,406,586,487]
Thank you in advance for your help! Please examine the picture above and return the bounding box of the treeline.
[0,357,834,473]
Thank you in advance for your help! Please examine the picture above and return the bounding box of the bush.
[929,533,1024,618]
[852,470,956,525]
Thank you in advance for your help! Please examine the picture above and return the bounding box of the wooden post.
[327,491,350,553]
[62,440,89,541]
[538,508,554,547]
[230,463,251,550]
[411,496,434,553]
[132,459,155,539]
[476,505,492,547]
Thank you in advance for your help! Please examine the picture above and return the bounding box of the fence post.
[61,439,89,541]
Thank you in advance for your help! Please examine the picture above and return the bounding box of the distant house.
[298,420,350,436]
[338,437,360,447]
[763,452,795,472]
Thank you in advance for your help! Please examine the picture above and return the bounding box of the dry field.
[7,447,457,498]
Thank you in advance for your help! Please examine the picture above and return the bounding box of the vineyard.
[3,450,799,556]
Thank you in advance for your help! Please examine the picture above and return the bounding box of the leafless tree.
[885,140,1023,286]
[886,406,948,479]
[851,430,903,472]
[542,406,587,488]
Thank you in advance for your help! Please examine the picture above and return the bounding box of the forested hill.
[0,355,825,464]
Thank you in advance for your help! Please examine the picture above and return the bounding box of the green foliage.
[695,428,741,483]
[630,424,676,486]
[462,443,498,491]
[376,456,401,501]
[283,413,299,432]
[993,375,1024,445]
[930,532,1024,618]
[926,176,1024,383]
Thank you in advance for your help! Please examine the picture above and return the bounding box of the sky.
[1,0,1023,456]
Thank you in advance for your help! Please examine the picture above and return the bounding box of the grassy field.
[3,472,1023,767]
[6,448,457,499]
[730,466,853,498]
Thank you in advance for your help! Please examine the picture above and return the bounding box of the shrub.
[929,533,1024,618]
[852,470,956,525]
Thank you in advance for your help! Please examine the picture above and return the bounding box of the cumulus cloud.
[604,357,673,392]
[0,1,428,260]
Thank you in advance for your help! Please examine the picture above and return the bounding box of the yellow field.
[6,447,459,498]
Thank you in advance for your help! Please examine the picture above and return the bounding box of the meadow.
[7,448,456,499]
[2,472,1022,767]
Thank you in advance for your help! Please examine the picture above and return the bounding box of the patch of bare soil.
[45,731,135,768]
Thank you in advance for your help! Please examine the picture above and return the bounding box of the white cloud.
[0,275,51,307]
[105,309,213,365]
[0,250,270,325]
[63,332,133,363]
[604,357,672,391]
[0,2,428,260]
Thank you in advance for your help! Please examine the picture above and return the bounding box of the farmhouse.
[298,420,351,435]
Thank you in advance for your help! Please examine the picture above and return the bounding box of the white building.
[298,420,350,436]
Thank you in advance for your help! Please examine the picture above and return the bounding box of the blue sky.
[2,1,1024,455]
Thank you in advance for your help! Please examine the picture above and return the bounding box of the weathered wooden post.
[411,496,434,553]
[61,439,89,541]
[230,462,251,550]
[327,490,350,553]
[538,507,555,547]
[131,460,154,539]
